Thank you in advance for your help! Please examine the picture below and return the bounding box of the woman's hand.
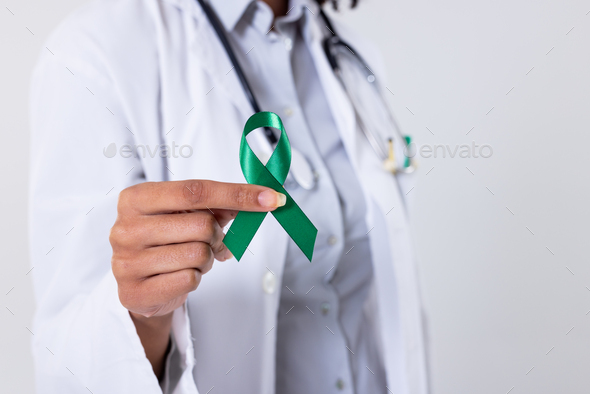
[109,180,285,378]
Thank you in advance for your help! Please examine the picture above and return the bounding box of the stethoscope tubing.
[196,0,279,144]
[195,0,415,179]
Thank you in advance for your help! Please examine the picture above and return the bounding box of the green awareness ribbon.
[404,135,412,168]
[223,112,318,262]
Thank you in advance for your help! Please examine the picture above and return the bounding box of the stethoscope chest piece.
[288,148,316,190]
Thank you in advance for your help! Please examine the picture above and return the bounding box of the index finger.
[120,180,286,215]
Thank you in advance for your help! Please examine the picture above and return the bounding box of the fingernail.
[223,249,233,261]
[258,190,286,208]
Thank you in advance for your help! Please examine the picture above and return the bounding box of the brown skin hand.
[113,180,285,379]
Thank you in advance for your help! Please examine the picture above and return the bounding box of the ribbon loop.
[223,112,318,261]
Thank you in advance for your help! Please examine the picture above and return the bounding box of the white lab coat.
[29,0,429,393]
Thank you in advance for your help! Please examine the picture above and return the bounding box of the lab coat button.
[320,302,330,316]
[262,271,276,294]
[284,37,293,51]
[328,235,338,246]
[336,379,345,390]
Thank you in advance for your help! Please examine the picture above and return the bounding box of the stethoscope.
[196,0,416,190]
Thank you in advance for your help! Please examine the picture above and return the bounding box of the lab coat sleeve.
[29,7,197,394]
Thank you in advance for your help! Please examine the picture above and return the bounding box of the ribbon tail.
[223,211,267,261]
[272,197,318,262]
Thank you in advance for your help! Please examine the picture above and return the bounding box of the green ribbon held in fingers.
[223,111,317,262]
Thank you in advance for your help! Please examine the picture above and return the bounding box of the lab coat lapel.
[190,5,253,120]
[306,22,358,168]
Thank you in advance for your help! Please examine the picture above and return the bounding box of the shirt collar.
[207,0,320,32]
[208,0,254,31]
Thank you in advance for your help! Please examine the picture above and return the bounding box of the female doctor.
[29,0,429,393]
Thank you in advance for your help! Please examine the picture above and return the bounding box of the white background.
[2,0,590,393]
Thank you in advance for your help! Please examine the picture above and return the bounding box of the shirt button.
[262,271,276,294]
[320,302,330,316]
[284,107,294,117]
[283,37,293,51]
[336,379,345,390]
[328,235,338,246]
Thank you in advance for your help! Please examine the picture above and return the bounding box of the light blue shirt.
[208,0,387,392]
